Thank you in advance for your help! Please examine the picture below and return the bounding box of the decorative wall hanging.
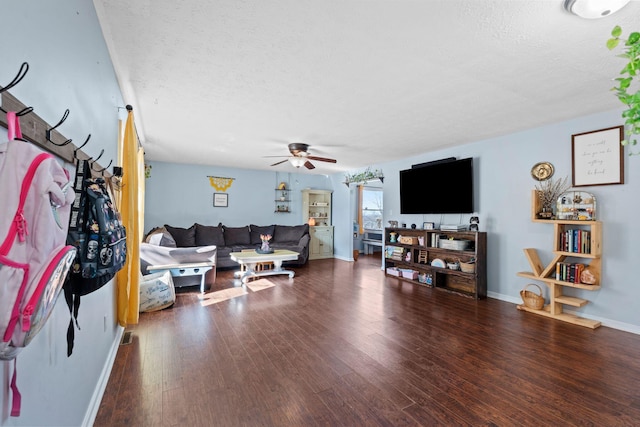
[213,193,228,207]
[208,176,235,192]
[571,126,624,187]
[531,161,554,181]
[343,167,384,187]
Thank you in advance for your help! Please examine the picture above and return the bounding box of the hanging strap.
[64,159,90,357]
[10,359,21,417]
[6,111,23,141]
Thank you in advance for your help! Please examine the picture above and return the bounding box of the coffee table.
[230,249,299,284]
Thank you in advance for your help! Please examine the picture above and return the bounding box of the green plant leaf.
[607,38,620,50]
[612,25,622,37]
[628,32,640,44]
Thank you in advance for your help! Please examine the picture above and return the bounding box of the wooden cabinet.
[383,227,487,299]
[302,189,333,259]
[310,225,334,259]
[517,190,602,329]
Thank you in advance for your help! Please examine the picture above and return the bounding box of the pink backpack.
[0,112,76,416]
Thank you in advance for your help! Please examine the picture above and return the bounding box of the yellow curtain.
[115,109,143,326]
[357,185,364,235]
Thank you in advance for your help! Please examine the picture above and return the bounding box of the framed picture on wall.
[571,125,624,187]
[213,193,228,207]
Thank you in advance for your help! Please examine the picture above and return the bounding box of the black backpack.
[64,159,126,356]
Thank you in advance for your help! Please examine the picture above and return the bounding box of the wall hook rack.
[89,149,105,167]
[73,134,91,160]
[0,62,29,94]
[96,159,112,175]
[46,109,73,146]
[1,63,32,115]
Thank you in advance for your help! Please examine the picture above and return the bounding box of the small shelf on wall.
[275,172,291,214]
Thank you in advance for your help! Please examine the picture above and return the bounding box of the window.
[362,187,383,230]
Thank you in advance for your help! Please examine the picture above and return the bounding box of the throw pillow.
[273,224,309,243]
[223,225,251,246]
[195,223,225,247]
[250,224,275,245]
[164,224,196,247]
[144,227,177,247]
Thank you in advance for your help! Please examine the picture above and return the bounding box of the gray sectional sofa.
[145,223,310,269]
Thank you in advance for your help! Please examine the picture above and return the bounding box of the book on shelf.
[559,229,590,253]
[555,262,585,283]
[385,246,405,260]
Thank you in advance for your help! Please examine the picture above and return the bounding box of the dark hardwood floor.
[95,255,640,426]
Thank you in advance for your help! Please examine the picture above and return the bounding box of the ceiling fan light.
[289,157,306,168]
[563,0,631,19]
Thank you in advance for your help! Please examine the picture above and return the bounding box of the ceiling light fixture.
[289,157,306,168]
[563,0,631,19]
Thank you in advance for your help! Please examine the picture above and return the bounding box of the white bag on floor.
[139,271,176,312]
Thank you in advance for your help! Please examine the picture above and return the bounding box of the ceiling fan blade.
[270,159,288,166]
[306,155,337,163]
[304,161,315,170]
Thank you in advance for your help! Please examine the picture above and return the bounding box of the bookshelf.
[517,190,602,329]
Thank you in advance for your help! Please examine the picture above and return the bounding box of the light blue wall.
[2,1,123,426]
[144,161,332,231]
[333,108,638,332]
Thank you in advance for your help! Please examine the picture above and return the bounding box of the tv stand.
[384,227,486,299]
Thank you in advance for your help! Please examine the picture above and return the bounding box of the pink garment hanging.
[6,111,23,141]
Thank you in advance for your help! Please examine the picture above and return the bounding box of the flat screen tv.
[400,157,474,214]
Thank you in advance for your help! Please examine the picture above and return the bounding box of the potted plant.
[607,26,640,149]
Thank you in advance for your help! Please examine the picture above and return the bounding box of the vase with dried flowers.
[257,234,274,254]
[536,176,571,219]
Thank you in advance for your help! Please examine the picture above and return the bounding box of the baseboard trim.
[83,325,125,427]
[488,291,640,335]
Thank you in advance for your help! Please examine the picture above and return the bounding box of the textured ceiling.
[93,0,639,175]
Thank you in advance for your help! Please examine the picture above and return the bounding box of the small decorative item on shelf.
[520,284,545,310]
[308,218,316,226]
[425,273,433,285]
[447,260,460,271]
[257,234,274,254]
[556,191,596,221]
[278,182,287,190]
[431,258,446,268]
[389,232,398,243]
[388,220,398,228]
[405,251,411,262]
[343,167,384,187]
[469,216,479,231]
[535,176,571,219]
[460,258,476,273]
[580,267,598,285]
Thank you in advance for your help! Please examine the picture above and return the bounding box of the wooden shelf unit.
[303,189,334,259]
[517,190,602,329]
[383,227,487,299]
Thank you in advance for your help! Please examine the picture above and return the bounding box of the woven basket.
[520,284,545,310]
[460,261,475,273]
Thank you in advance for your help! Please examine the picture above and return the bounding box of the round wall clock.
[531,162,554,181]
